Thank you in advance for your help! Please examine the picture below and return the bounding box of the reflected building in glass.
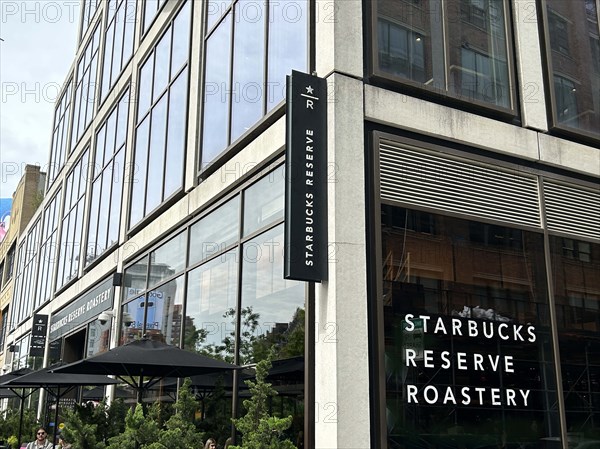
[2,0,599,448]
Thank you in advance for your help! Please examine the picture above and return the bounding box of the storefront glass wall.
[121,165,305,443]
[550,237,600,443]
[381,205,561,449]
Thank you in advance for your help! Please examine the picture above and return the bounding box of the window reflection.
[186,250,239,361]
[120,165,304,442]
[100,0,136,101]
[189,196,240,266]
[201,0,308,169]
[149,231,187,288]
[550,236,600,441]
[545,0,600,138]
[381,205,560,448]
[87,90,130,265]
[86,320,111,357]
[243,165,284,236]
[240,224,304,364]
[375,0,513,110]
[57,150,89,289]
[72,25,101,148]
[131,2,191,227]
[47,83,72,188]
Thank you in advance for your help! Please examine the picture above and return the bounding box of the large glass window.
[57,150,89,290]
[12,221,40,328]
[374,0,514,111]
[0,307,8,353]
[543,0,600,139]
[143,0,167,34]
[86,89,130,265]
[36,190,61,308]
[380,205,560,448]
[47,81,73,189]
[550,236,600,443]
[122,164,305,444]
[130,1,191,228]
[4,243,15,284]
[80,0,100,41]
[100,0,136,102]
[72,25,101,148]
[201,0,308,169]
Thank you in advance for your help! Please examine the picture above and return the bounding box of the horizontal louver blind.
[379,140,541,227]
[544,181,600,240]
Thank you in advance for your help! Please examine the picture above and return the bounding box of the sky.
[0,0,80,198]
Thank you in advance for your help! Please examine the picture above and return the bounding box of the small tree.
[60,408,106,449]
[105,403,162,449]
[230,352,297,449]
[154,379,204,449]
[0,408,40,448]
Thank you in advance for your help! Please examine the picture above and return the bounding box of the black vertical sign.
[284,70,328,282]
[29,314,48,357]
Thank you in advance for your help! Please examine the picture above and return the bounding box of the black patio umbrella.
[1,366,118,448]
[0,367,35,447]
[53,338,239,403]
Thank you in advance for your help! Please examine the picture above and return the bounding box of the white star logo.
[306,85,314,94]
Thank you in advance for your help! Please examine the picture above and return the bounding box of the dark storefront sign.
[49,277,114,341]
[284,70,328,282]
[29,314,48,357]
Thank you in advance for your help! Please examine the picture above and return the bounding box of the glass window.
[12,221,41,328]
[121,164,304,443]
[189,196,240,266]
[120,277,185,347]
[240,224,304,364]
[57,150,89,290]
[120,295,145,344]
[146,277,184,345]
[544,0,600,138]
[4,243,15,283]
[80,0,100,40]
[130,2,191,227]
[186,250,239,360]
[72,25,101,148]
[201,0,308,169]
[231,1,265,142]
[381,205,560,448]
[0,307,8,352]
[36,190,62,308]
[86,90,130,265]
[86,319,111,357]
[100,0,136,101]
[123,255,149,300]
[243,164,284,236]
[375,0,514,110]
[148,231,187,288]
[47,81,73,189]
[550,236,600,442]
[143,0,168,34]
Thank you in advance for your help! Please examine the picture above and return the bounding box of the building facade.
[3,0,599,448]
[0,165,45,367]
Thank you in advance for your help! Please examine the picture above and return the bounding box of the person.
[204,438,217,449]
[26,427,53,449]
[58,435,72,449]
[224,437,233,449]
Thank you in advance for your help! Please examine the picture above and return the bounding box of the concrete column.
[314,73,370,449]
[512,0,549,132]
